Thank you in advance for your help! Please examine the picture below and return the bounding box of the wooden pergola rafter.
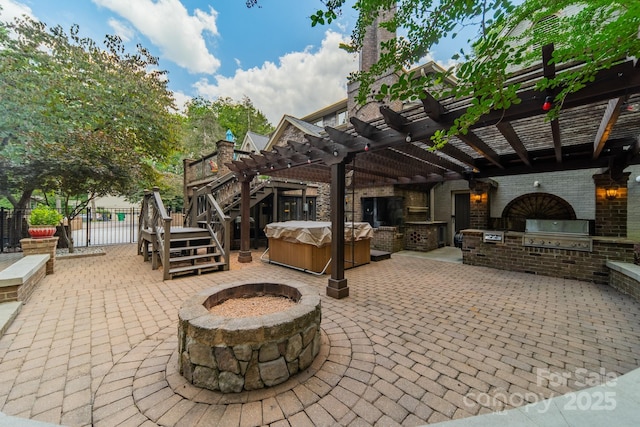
[226,44,640,298]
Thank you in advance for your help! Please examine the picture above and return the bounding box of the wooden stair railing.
[140,187,231,279]
[138,187,172,275]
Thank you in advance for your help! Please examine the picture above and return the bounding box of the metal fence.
[0,207,184,252]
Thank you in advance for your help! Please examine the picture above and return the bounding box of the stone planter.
[178,280,321,393]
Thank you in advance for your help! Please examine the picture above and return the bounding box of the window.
[361,197,403,228]
[337,110,348,126]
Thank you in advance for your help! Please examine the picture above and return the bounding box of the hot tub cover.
[265,221,373,247]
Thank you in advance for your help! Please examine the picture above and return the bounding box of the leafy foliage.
[181,96,274,158]
[28,205,63,226]
[0,17,179,205]
[0,16,180,249]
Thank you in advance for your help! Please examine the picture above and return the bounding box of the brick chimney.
[347,4,401,122]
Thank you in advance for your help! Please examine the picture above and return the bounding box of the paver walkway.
[0,244,639,426]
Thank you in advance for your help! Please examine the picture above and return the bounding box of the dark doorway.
[454,193,471,232]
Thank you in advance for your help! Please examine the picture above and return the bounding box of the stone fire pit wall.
[178,281,321,393]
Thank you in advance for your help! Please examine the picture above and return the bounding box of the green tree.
[253,0,640,146]
[0,16,180,251]
[181,96,274,158]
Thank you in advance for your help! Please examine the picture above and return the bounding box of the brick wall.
[461,230,635,284]
[16,266,45,302]
[491,170,596,220]
[627,165,640,241]
[20,237,58,274]
[609,269,640,302]
[593,172,630,238]
[371,226,404,253]
[0,285,18,303]
[404,223,443,251]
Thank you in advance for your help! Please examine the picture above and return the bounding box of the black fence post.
[86,207,91,246]
[1,207,4,253]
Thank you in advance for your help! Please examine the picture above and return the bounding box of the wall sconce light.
[605,185,619,200]
[473,192,482,203]
[533,181,540,188]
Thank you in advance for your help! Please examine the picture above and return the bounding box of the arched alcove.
[500,193,576,231]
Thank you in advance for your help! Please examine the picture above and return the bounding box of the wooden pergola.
[228,49,640,298]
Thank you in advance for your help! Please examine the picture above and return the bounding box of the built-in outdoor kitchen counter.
[460,219,636,284]
[404,221,448,252]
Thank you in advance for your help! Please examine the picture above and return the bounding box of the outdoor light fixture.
[333,149,339,157]
[473,192,482,203]
[542,96,553,111]
[364,143,370,151]
[405,133,412,143]
[287,162,291,168]
[605,185,619,200]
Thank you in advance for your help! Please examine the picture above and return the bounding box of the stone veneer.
[178,281,321,393]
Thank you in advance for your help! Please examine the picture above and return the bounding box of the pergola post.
[327,161,349,299]
[238,176,253,263]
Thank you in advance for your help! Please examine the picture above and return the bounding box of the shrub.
[29,205,63,226]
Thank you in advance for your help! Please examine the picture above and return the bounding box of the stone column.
[593,172,630,237]
[216,140,235,176]
[20,237,58,274]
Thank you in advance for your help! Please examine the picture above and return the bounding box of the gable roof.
[264,115,324,151]
[244,131,270,152]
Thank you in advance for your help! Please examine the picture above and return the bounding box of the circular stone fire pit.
[178,281,321,393]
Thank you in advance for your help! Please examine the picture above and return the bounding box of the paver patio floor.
[0,244,639,426]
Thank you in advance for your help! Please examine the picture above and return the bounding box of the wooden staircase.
[161,227,226,277]
[139,187,230,280]
[139,174,309,279]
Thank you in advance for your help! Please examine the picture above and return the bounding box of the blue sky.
[0,0,472,125]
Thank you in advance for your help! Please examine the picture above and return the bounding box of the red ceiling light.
[542,96,553,111]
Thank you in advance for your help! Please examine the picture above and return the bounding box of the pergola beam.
[496,122,531,166]
[593,97,625,159]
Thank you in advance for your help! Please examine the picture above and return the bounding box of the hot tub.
[264,221,373,274]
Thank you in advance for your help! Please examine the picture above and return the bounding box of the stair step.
[370,250,392,261]
[169,261,226,275]
[169,235,211,243]
[169,243,217,252]
[169,252,221,263]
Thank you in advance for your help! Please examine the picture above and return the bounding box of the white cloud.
[107,18,134,42]
[194,30,357,125]
[0,0,34,22]
[92,0,220,74]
